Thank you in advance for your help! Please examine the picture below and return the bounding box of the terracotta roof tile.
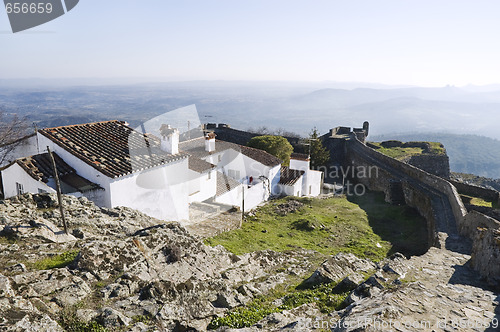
[278,166,304,186]
[290,153,310,161]
[188,157,215,173]
[179,137,281,167]
[39,120,188,178]
[216,171,241,196]
[16,152,101,192]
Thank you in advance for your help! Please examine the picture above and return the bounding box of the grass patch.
[461,194,498,208]
[206,192,427,261]
[58,306,107,332]
[376,146,424,160]
[208,281,349,330]
[31,250,79,270]
[369,141,445,160]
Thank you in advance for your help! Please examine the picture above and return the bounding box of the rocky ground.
[0,193,498,331]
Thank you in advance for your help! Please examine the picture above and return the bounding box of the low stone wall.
[461,210,500,240]
[466,212,500,288]
[449,179,500,203]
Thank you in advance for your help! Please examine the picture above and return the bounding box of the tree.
[0,109,29,165]
[247,135,294,165]
[308,128,330,168]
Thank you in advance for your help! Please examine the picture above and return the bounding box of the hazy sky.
[2,0,500,86]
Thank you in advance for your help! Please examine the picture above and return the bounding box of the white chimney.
[289,153,310,172]
[159,124,179,154]
[205,132,216,152]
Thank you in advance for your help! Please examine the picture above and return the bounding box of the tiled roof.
[39,121,188,178]
[290,153,310,161]
[188,157,215,173]
[16,152,101,192]
[17,152,73,182]
[179,137,282,167]
[216,171,241,196]
[278,166,304,186]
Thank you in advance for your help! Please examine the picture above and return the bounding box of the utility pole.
[241,184,245,227]
[47,146,68,235]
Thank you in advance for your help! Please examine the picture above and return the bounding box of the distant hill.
[370,133,500,179]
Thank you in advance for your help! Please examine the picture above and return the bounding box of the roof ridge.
[40,120,123,131]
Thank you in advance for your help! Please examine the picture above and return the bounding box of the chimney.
[159,124,179,154]
[289,153,310,172]
[205,132,216,152]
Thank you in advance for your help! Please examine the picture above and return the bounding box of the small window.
[297,191,300,196]
[218,155,222,162]
[309,186,312,195]
[38,188,47,194]
[228,169,240,180]
[207,171,211,180]
[16,182,24,196]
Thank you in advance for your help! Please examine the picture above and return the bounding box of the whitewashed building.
[1,121,324,222]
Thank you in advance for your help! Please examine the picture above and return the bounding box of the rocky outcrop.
[0,193,315,331]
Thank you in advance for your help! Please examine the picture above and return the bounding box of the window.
[16,182,24,195]
[218,155,222,162]
[309,186,312,195]
[38,188,47,194]
[207,171,211,180]
[227,169,240,180]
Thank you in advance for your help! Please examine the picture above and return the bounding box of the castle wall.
[405,154,450,178]
[449,179,500,203]
[344,134,499,286]
[211,124,301,148]
[465,211,500,288]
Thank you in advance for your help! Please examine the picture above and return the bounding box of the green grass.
[208,280,350,329]
[428,142,446,155]
[206,192,428,261]
[460,194,498,209]
[31,250,79,270]
[369,141,445,160]
[58,305,107,332]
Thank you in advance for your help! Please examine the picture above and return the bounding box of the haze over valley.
[1,80,500,178]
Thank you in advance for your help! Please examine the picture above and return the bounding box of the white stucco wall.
[276,178,303,197]
[215,184,243,208]
[109,158,189,221]
[188,169,217,203]
[290,158,310,172]
[303,169,323,197]
[215,181,267,211]
[1,163,55,198]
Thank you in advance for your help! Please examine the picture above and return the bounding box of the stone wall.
[405,154,450,178]
[465,211,500,287]
[210,124,301,148]
[449,179,500,203]
[344,135,500,286]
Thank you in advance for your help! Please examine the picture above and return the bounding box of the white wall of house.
[276,178,303,197]
[187,169,216,203]
[36,133,112,207]
[109,158,189,221]
[1,163,55,198]
[303,170,323,197]
[268,165,281,195]
[0,135,40,168]
[215,184,243,208]
[214,149,280,189]
[289,157,323,197]
[214,180,267,211]
[244,181,269,210]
